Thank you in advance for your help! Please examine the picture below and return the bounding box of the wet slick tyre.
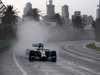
[29,50,35,61]
[51,51,57,62]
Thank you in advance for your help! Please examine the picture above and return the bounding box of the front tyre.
[51,51,57,62]
[29,50,35,61]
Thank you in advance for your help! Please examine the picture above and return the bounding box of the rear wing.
[32,43,44,48]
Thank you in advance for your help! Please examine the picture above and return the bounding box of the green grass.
[86,43,100,51]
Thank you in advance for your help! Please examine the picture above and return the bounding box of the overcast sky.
[2,0,99,19]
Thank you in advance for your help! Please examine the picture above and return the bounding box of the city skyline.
[2,0,99,19]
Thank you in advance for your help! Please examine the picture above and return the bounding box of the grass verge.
[86,43,100,51]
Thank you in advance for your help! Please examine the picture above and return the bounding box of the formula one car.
[26,43,57,62]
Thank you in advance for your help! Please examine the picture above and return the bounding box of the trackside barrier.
[0,40,14,51]
[48,38,95,42]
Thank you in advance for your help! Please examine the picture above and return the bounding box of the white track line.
[64,44,100,65]
[64,44,100,74]
[13,52,28,75]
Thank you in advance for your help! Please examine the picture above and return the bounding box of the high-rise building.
[71,15,75,23]
[83,15,88,25]
[43,0,55,22]
[22,2,32,19]
[95,0,100,48]
[24,2,32,15]
[87,15,93,25]
[74,11,81,16]
[97,0,100,19]
[0,0,6,24]
[47,0,55,17]
[43,0,56,27]
[62,5,69,25]
[72,11,81,23]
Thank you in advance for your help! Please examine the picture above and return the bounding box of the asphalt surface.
[0,40,100,75]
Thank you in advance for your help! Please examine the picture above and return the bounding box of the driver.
[38,43,43,50]
[40,47,43,50]
[39,47,45,57]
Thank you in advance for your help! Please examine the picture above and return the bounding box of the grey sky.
[3,0,99,19]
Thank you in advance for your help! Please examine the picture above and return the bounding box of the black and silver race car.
[26,43,57,62]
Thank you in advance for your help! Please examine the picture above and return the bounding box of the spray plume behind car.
[12,20,50,57]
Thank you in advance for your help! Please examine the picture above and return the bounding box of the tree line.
[0,5,88,40]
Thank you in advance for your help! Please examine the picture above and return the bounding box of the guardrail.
[48,38,95,42]
[0,40,14,51]
[0,24,16,51]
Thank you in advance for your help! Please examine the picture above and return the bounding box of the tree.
[1,5,20,39]
[2,5,20,25]
[72,16,85,31]
[52,13,63,26]
[25,8,41,21]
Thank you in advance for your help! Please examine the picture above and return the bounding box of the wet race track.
[0,40,100,75]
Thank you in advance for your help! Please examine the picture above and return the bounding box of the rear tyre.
[51,51,57,62]
[29,50,35,61]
